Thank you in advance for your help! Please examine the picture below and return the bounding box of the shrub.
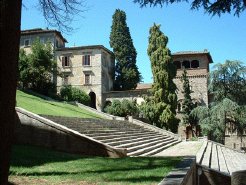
[60,85,90,105]
[104,99,139,117]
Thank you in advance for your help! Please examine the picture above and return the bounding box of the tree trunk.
[0,1,22,184]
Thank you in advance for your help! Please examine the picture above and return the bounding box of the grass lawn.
[16,90,102,119]
[9,145,181,185]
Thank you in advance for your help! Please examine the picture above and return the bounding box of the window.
[174,61,181,69]
[24,39,30,46]
[191,60,199,68]
[84,74,91,85]
[83,55,91,66]
[182,60,190,69]
[62,56,70,67]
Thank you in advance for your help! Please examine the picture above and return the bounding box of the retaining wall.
[15,107,127,157]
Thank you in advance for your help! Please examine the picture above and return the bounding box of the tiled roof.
[21,28,67,43]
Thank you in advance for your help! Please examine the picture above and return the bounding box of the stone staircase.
[41,115,181,156]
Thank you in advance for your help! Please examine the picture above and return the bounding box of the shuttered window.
[82,55,90,66]
[62,56,70,67]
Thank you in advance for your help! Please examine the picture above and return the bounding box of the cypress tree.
[181,69,194,125]
[110,9,141,90]
[142,23,178,132]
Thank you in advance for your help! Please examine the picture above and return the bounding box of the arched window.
[191,60,199,68]
[173,61,181,69]
[182,60,190,69]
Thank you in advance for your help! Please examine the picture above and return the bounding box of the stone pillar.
[231,170,246,185]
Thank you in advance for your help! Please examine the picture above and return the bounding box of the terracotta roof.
[136,83,152,90]
[21,28,67,43]
[172,50,213,63]
[56,45,114,56]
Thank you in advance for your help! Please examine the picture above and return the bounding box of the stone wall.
[15,107,126,157]
[225,135,246,150]
[103,89,150,105]
[56,47,114,110]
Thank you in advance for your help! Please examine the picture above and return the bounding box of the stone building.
[173,50,213,109]
[20,28,67,54]
[56,46,115,110]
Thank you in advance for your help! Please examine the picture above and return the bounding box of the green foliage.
[110,9,141,90]
[104,99,139,117]
[18,39,57,95]
[141,24,179,132]
[60,85,90,105]
[191,98,245,144]
[209,60,246,105]
[181,69,195,125]
[134,0,246,16]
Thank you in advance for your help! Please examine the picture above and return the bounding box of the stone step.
[86,130,156,137]
[105,134,168,146]
[139,140,181,156]
[127,139,178,156]
[116,136,172,148]
[90,132,158,140]
[79,128,148,134]
[126,137,176,154]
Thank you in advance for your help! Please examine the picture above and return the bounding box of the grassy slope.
[16,90,102,119]
[10,145,181,185]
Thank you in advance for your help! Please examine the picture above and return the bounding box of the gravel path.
[154,141,203,157]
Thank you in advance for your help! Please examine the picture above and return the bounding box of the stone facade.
[20,28,67,54]
[173,51,212,108]
[56,46,115,110]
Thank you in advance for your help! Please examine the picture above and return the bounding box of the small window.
[84,74,91,85]
[174,61,181,69]
[24,39,30,46]
[182,60,190,69]
[191,60,199,68]
[83,55,91,66]
[62,56,70,67]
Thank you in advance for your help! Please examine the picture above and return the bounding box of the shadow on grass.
[10,145,181,184]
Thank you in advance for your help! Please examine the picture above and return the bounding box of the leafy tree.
[104,99,139,117]
[1,1,85,184]
[191,98,245,144]
[181,69,195,125]
[192,60,246,144]
[141,23,178,132]
[18,39,57,95]
[60,85,90,105]
[209,60,246,105]
[110,9,141,90]
[134,0,246,16]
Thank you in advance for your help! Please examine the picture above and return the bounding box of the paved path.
[154,141,203,157]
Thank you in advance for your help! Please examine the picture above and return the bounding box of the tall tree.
[0,1,85,184]
[134,0,246,16]
[141,23,178,132]
[209,60,246,105]
[110,9,141,90]
[181,69,194,125]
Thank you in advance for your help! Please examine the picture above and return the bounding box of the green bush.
[104,99,139,117]
[60,85,90,105]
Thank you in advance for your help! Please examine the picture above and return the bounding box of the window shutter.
[82,55,85,65]
[62,57,65,67]
[88,55,90,65]
[67,57,70,66]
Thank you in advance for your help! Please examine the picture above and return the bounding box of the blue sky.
[21,0,246,83]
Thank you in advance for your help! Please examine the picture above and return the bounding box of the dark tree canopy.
[134,0,246,16]
[110,9,141,90]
